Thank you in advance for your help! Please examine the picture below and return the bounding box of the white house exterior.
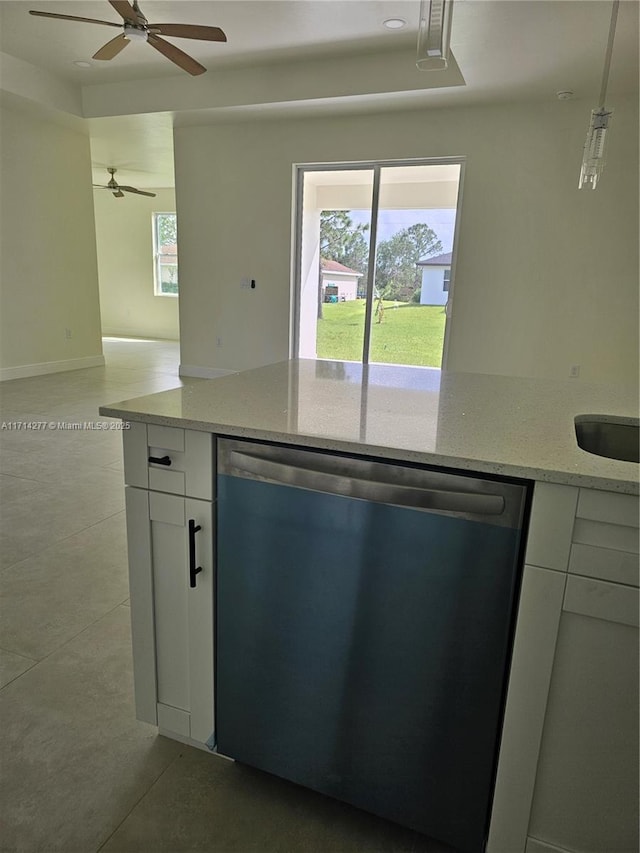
[321,259,362,302]
[417,251,452,306]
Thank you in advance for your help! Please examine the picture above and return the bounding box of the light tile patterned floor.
[0,338,452,853]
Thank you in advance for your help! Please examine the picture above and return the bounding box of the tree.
[375,223,442,302]
[317,211,370,319]
[155,214,178,294]
[157,213,177,246]
[320,211,369,274]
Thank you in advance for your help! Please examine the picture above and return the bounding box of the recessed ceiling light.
[73,60,92,68]
[383,18,407,29]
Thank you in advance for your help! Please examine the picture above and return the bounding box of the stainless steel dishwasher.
[215,438,530,853]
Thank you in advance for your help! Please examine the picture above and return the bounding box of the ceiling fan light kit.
[416,0,453,71]
[28,0,227,76]
[123,24,147,43]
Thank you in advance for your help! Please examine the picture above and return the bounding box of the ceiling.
[2,1,426,82]
[1,0,638,190]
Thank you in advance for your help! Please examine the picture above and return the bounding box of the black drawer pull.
[148,455,172,466]
[189,519,202,588]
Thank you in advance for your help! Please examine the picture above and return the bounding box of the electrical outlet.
[216,337,222,347]
[569,365,580,378]
[65,328,72,339]
[240,277,250,289]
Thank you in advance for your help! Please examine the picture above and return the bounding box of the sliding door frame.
[291,156,466,369]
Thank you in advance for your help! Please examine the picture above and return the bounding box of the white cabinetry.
[117,422,638,843]
[489,484,639,853]
[123,422,215,747]
[527,489,639,853]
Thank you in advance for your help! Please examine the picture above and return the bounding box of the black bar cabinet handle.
[188,519,202,588]
[148,455,172,466]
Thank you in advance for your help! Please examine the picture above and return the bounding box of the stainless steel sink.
[575,415,639,463]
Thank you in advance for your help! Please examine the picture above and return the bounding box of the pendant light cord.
[598,0,619,109]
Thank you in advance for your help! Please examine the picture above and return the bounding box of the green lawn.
[316,300,446,367]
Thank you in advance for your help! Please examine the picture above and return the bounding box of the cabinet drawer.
[563,575,639,627]
[568,542,639,587]
[569,489,639,588]
[576,489,638,528]
[123,422,213,500]
[148,463,187,496]
[148,424,184,452]
[572,518,639,553]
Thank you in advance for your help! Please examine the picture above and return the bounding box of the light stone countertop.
[100,359,639,495]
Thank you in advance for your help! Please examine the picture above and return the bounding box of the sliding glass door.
[294,159,463,369]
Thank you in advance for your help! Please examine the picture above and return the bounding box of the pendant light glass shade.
[578,108,613,190]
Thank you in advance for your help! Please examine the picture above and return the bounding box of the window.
[294,160,463,369]
[153,212,178,296]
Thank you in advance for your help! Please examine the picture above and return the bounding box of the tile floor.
[0,338,453,853]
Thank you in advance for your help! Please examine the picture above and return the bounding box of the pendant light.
[578,0,619,190]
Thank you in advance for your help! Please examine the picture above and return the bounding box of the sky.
[347,208,457,254]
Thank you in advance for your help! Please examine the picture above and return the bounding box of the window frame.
[292,157,465,369]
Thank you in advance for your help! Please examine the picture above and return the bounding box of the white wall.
[174,95,638,383]
[93,188,179,341]
[323,275,358,301]
[420,268,449,306]
[0,101,103,379]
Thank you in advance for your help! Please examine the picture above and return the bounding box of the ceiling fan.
[29,0,227,76]
[94,168,157,199]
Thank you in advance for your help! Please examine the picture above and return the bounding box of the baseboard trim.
[0,354,105,382]
[102,331,179,342]
[179,364,236,379]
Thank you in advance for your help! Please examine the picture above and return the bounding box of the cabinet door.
[487,565,566,853]
[527,576,639,853]
[125,486,215,746]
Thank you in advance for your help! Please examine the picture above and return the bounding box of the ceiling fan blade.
[148,23,227,42]
[147,34,206,76]
[93,34,130,60]
[109,1,144,24]
[29,10,121,27]
[119,186,157,197]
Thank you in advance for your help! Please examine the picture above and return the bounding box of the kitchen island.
[100,360,639,853]
[100,359,638,494]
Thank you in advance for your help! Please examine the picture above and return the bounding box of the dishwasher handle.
[228,451,505,517]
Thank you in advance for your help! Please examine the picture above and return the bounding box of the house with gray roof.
[417,251,452,306]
